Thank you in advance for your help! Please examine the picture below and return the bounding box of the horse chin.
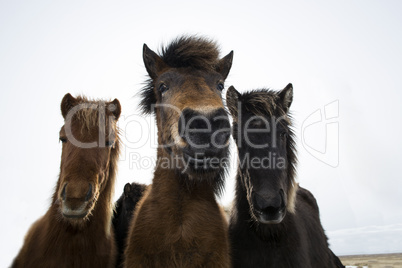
[60,200,94,222]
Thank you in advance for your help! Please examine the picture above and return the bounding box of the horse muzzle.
[59,183,94,219]
[178,108,230,172]
[251,189,287,224]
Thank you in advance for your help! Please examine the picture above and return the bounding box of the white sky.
[1,0,402,265]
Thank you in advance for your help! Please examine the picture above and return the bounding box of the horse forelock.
[240,90,279,118]
[67,96,119,134]
[160,35,220,70]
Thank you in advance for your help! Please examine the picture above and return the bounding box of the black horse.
[112,182,147,267]
[226,84,344,268]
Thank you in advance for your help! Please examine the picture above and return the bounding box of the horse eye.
[280,132,288,139]
[217,83,224,91]
[105,140,115,147]
[59,137,67,143]
[158,83,169,93]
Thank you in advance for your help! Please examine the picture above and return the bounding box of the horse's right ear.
[61,93,78,119]
[278,83,293,113]
[226,86,241,120]
[143,44,168,79]
[216,51,234,80]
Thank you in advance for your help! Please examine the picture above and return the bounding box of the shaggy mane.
[160,36,220,70]
[241,89,282,118]
[69,96,118,133]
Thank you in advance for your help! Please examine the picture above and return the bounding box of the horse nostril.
[61,184,67,201]
[85,184,93,201]
[253,192,282,213]
[213,128,231,146]
[178,108,209,142]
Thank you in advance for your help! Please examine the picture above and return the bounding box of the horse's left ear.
[108,98,121,120]
[61,93,78,119]
[278,83,293,113]
[216,51,233,79]
[124,183,132,198]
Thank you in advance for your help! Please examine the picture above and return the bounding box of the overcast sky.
[1,1,402,266]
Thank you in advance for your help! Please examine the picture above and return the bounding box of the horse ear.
[61,93,78,119]
[278,83,293,113]
[216,51,233,79]
[108,98,121,120]
[143,44,168,79]
[226,86,241,120]
[124,183,132,197]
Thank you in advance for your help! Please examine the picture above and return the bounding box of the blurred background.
[1,0,402,266]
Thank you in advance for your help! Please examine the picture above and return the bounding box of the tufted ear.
[143,44,168,79]
[278,83,293,113]
[108,98,121,120]
[226,86,242,121]
[61,93,78,119]
[216,51,233,80]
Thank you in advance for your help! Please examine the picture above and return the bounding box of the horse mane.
[107,137,121,203]
[67,95,119,132]
[140,35,221,114]
[231,89,298,213]
[160,36,220,70]
[237,89,283,117]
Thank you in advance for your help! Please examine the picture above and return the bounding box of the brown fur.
[12,94,121,268]
[125,150,230,268]
[124,36,233,267]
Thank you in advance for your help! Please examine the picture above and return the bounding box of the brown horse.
[12,94,121,268]
[124,36,233,267]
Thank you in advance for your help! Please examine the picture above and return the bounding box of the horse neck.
[151,148,217,204]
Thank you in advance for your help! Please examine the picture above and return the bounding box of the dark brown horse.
[124,36,233,267]
[226,85,343,267]
[12,94,121,268]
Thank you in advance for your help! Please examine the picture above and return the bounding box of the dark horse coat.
[227,85,343,268]
[113,182,147,267]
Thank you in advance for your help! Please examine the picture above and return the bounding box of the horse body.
[12,94,121,268]
[227,85,342,267]
[124,36,233,268]
[230,185,333,267]
[13,197,116,268]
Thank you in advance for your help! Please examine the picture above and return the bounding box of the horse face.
[227,84,296,224]
[57,94,120,223]
[241,113,289,224]
[143,45,233,178]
